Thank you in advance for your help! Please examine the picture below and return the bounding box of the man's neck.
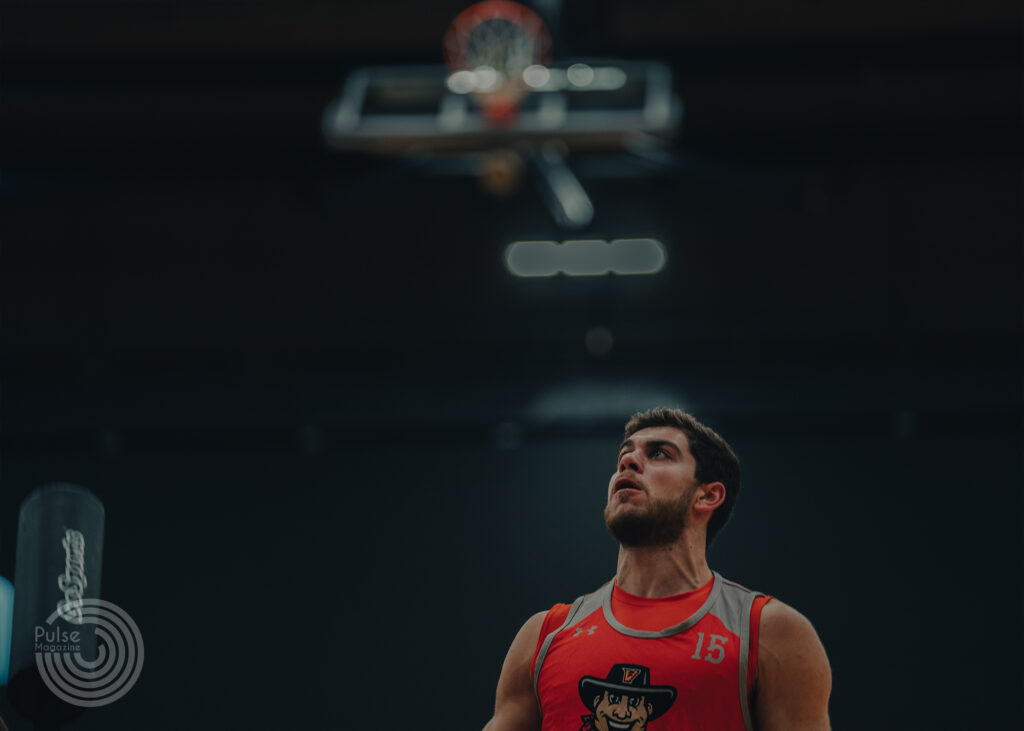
[614,533,713,598]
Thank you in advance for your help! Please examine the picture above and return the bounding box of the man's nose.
[619,451,642,472]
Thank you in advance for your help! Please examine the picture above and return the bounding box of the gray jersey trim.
[719,579,761,731]
[532,583,610,699]
[600,571,725,638]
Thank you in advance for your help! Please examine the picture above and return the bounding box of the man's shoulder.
[758,599,821,641]
[753,599,832,730]
[756,599,830,692]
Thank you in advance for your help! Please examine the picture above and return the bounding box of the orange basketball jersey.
[533,573,768,731]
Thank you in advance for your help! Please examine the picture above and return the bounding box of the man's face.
[604,426,700,547]
[592,690,653,731]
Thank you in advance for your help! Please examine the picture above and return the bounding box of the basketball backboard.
[320,1,682,229]
[322,59,681,156]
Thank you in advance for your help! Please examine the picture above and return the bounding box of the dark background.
[1,0,1021,728]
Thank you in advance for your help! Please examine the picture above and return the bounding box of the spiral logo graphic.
[35,599,144,707]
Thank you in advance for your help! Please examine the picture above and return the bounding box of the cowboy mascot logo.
[577,663,677,731]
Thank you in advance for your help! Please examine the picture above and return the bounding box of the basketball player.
[483,407,831,731]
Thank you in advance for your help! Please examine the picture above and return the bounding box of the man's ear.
[693,481,726,513]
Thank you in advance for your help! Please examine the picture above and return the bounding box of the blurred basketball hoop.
[322,1,682,228]
[443,0,552,124]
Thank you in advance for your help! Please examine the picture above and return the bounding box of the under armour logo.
[573,625,598,637]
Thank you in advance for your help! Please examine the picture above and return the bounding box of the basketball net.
[443,1,553,125]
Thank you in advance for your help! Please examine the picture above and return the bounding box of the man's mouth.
[613,476,641,494]
[606,721,633,730]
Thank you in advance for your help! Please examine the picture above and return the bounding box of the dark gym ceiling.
[1,0,1020,440]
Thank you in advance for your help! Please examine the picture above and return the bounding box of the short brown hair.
[623,407,741,547]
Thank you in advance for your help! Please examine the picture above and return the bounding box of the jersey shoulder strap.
[714,577,768,731]
[532,582,610,698]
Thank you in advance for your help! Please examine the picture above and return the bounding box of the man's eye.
[608,693,620,704]
[628,697,640,708]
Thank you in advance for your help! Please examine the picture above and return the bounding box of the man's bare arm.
[754,600,832,731]
[482,611,547,731]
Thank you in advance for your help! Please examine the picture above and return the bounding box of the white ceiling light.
[504,238,666,277]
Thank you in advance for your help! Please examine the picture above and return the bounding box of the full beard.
[604,486,695,548]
